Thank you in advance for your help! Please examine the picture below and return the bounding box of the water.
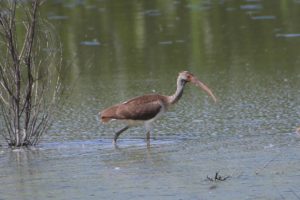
[1,0,300,199]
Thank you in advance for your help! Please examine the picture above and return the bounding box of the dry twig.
[0,0,62,147]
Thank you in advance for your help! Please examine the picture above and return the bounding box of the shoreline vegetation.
[0,0,62,147]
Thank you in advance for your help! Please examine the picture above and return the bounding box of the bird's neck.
[169,79,185,104]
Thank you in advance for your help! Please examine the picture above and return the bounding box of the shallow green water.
[1,0,300,199]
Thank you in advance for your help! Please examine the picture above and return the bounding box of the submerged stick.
[207,171,230,182]
[255,152,281,175]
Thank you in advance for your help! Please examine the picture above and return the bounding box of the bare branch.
[0,0,63,147]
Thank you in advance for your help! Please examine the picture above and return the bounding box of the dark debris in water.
[143,9,161,17]
[159,40,185,45]
[251,15,276,20]
[240,4,263,10]
[207,172,230,182]
[276,33,300,38]
[80,39,101,46]
[48,15,69,20]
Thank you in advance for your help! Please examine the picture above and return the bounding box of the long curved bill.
[191,77,217,103]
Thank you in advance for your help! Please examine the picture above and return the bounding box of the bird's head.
[178,71,217,103]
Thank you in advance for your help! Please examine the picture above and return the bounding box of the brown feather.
[100,94,169,123]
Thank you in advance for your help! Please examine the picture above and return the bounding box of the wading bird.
[99,71,217,144]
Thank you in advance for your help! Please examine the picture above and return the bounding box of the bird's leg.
[145,122,152,142]
[146,131,150,141]
[146,131,151,148]
[113,126,129,144]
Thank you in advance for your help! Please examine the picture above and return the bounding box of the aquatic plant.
[0,0,62,147]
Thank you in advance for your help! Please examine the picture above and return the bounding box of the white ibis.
[99,71,217,144]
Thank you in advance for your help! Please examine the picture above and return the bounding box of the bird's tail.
[98,111,111,123]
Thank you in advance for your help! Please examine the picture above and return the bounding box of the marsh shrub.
[0,0,62,147]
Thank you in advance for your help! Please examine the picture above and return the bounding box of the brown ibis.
[99,71,217,144]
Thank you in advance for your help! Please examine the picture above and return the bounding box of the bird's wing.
[117,100,162,120]
[100,95,165,122]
